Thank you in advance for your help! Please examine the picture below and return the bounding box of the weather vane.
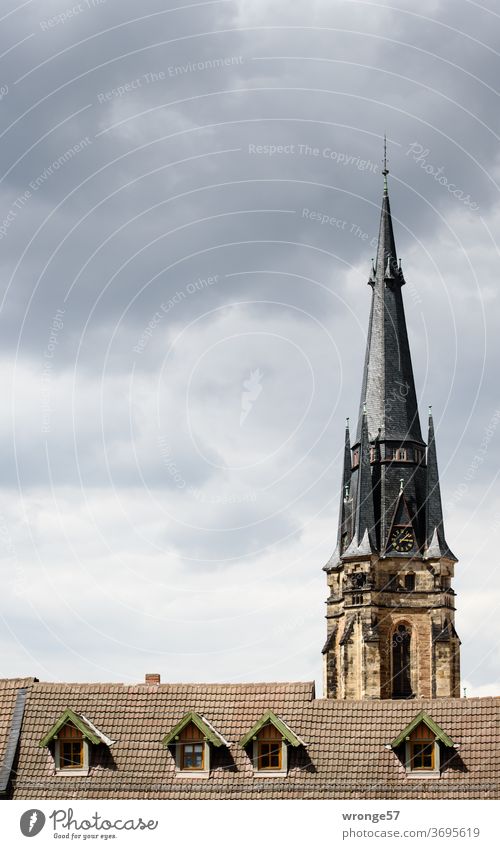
[383,134,389,194]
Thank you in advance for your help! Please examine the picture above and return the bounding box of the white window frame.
[54,737,90,776]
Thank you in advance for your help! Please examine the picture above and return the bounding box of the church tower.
[323,152,460,700]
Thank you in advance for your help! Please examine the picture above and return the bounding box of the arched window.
[392,624,412,699]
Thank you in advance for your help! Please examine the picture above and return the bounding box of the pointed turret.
[324,419,352,570]
[343,408,375,557]
[351,149,427,551]
[425,408,457,561]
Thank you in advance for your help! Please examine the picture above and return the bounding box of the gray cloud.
[0,0,499,695]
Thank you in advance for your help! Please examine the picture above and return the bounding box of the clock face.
[390,527,414,553]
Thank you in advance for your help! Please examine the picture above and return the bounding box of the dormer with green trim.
[39,709,114,776]
[162,712,228,776]
[239,710,305,776]
[390,710,455,778]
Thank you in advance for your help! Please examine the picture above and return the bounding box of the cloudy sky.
[0,0,499,696]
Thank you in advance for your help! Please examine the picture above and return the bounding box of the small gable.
[39,709,114,748]
[386,489,418,554]
[239,710,304,749]
[162,712,228,748]
[391,491,414,528]
[409,721,434,742]
[390,710,454,749]
[179,721,204,742]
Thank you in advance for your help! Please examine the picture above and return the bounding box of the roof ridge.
[0,677,36,688]
[30,680,314,689]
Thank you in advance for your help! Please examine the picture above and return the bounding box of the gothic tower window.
[386,573,398,592]
[405,572,415,592]
[392,624,412,699]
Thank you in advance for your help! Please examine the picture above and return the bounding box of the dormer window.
[352,448,360,467]
[390,711,455,778]
[179,722,205,771]
[239,710,304,777]
[408,723,436,771]
[58,723,84,771]
[162,712,228,776]
[256,725,283,771]
[39,709,115,777]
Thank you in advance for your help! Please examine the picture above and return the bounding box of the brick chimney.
[145,673,160,685]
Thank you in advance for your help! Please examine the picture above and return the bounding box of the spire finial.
[346,416,350,428]
[382,134,389,195]
[428,404,433,418]
[399,477,404,492]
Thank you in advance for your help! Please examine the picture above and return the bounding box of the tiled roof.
[0,678,34,794]
[7,679,500,799]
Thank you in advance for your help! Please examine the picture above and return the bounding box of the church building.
[323,159,460,703]
[0,163,498,800]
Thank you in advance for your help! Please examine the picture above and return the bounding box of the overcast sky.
[0,0,499,697]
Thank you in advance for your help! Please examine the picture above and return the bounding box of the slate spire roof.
[356,155,423,446]
[326,150,455,564]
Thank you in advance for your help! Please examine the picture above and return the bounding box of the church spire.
[356,145,422,445]
[323,147,460,701]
